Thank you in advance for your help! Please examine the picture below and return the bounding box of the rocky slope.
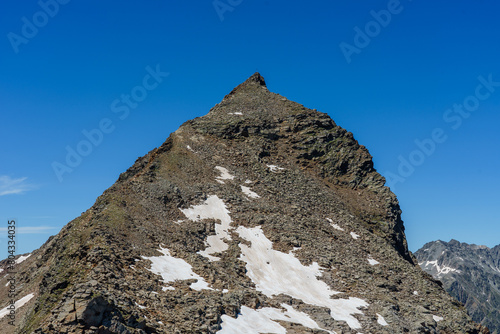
[0,73,489,333]
[416,240,500,333]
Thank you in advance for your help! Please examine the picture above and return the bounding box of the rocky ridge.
[0,73,489,333]
[416,239,500,333]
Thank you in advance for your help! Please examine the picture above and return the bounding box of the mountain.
[0,73,489,333]
[415,239,500,333]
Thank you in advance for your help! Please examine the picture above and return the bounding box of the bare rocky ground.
[0,73,490,333]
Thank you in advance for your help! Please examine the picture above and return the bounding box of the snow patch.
[350,232,360,240]
[15,254,31,264]
[244,179,253,184]
[142,247,212,291]
[433,315,443,322]
[327,218,345,231]
[331,224,344,231]
[413,291,419,296]
[241,186,260,199]
[368,258,380,266]
[135,302,147,309]
[419,260,461,277]
[267,164,284,172]
[237,225,368,329]
[228,112,243,115]
[180,195,233,261]
[186,145,195,153]
[376,313,388,326]
[218,305,335,334]
[0,293,35,320]
[215,166,235,183]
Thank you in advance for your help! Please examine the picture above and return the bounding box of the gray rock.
[416,239,500,333]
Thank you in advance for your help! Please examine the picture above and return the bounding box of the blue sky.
[1,0,499,257]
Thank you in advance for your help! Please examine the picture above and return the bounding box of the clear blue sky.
[1,0,499,257]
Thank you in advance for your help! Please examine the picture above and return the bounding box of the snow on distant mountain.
[416,239,500,333]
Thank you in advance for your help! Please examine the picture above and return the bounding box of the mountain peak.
[416,240,500,332]
[0,74,490,334]
[221,72,269,102]
[245,71,267,87]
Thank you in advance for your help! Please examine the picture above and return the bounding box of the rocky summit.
[0,73,490,333]
[416,240,500,334]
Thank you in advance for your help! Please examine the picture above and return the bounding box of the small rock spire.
[222,72,268,101]
[246,72,266,87]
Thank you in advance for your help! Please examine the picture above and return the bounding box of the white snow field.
[331,223,344,231]
[376,313,388,326]
[326,218,345,231]
[215,166,235,184]
[142,247,212,291]
[178,195,372,330]
[267,164,284,172]
[418,260,461,277]
[180,195,233,261]
[241,185,260,199]
[0,293,35,320]
[15,253,31,264]
[218,305,335,334]
[433,315,444,322]
[237,225,368,329]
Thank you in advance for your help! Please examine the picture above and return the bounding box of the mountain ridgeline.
[0,73,489,333]
[416,240,500,334]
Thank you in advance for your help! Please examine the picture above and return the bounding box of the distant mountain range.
[416,240,500,333]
